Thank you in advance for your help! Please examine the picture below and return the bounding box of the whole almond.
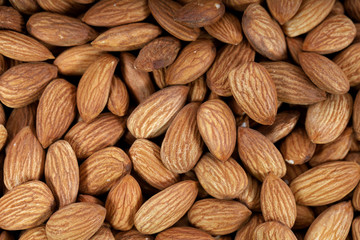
[334,43,360,86]
[242,3,287,61]
[229,62,277,125]
[19,225,47,240]
[0,6,24,32]
[0,30,53,61]
[36,78,76,148]
[305,93,352,144]
[9,0,40,15]
[105,175,142,231]
[294,205,315,229]
[82,0,150,27]
[195,153,247,199]
[353,217,360,240]
[197,99,236,162]
[253,221,297,240]
[134,180,198,234]
[127,86,188,139]
[188,198,251,235]
[79,147,131,195]
[148,0,200,41]
[92,23,161,51]
[0,62,57,108]
[237,127,286,181]
[27,12,97,46]
[6,103,36,142]
[46,202,106,240]
[156,226,214,240]
[107,76,129,117]
[77,54,118,123]
[45,140,79,208]
[266,0,301,25]
[303,14,356,54]
[237,173,261,211]
[166,39,216,85]
[235,214,264,240]
[0,181,55,230]
[290,161,360,206]
[188,76,207,102]
[65,113,126,159]
[152,68,167,89]
[3,126,45,190]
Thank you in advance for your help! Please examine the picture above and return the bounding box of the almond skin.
[0,30,53,61]
[290,161,360,206]
[65,113,126,159]
[305,201,353,240]
[195,152,248,199]
[36,0,86,15]
[286,37,303,64]
[105,175,142,231]
[354,90,360,140]
[45,140,79,208]
[283,163,309,185]
[235,214,264,240]
[0,6,24,32]
[303,14,356,54]
[79,147,131,195]
[0,62,57,108]
[107,76,129,117]
[237,127,286,181]
[8,0,40,15]
[92,23,161,51]
[45,202,106,240]
[237,173,261,211]
[82,0,150,27]
[115,229,154,240]
[333,43,360,86]
[19,225,47,240]
[353,217,360,240]
[77,54,118,123]
[229,62,277,125]
[89,225,115,240]
[0,181,55,231]
[266,0,302,25]
[222,0,261,11]
[156,226,214,240]
[344,0,360,21]
[242,3,287,61]
[188,76,207,102]
[166,39,216,85]
[134,180,198,234]
[6,103,36,142]
[0,124,7,151]
[36,78,76,148]
[127,86,188,139]
[253,221,297,240]
[161,102,203,173]
[197,99,236,162]
[294,205,315,230]
[188,198,251,235]
[305,93,352,144]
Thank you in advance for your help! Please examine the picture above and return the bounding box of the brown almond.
[115,229,154,240]
[354,90,360,140]
[353,217,360,240]
[36,0,85,15]
[8,0,40,15]
[0,6,24,32]
[286,37,303,64]
[77,194,104,206]
[345,0,360,21]
[222,0,261,11]
[237,173,261,211]
[0,54,6,75]
[19,225,47,240]
[235,214,264,240]
[6,103,36,142]
[89,225,115,240]
[354,183,360,211]
[0,124,7,151]
[283,163,309,184]
[330,0,345,15]
[253,221,297,240]
[334,43,360,87]
[266,0,302,25]
[188,76,207,102]
[294,205,315,229]
[156,226,214,240]
[107,76,129,117]
[152,68,167,89]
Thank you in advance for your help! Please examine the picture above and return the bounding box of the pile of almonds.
[0,0,360,239]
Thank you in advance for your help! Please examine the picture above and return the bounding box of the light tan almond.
[127,86,188,139]
[222,0,261,11]
[0,6,24,32]
[286,37,303,64]
[77,54,118,123]
[6,103,36,142]
[45,140,79,208]
[0,124,7,151]
[89,224,115,240]
[305,93,352,144]
[134,180,198,234]
[188,76,207,102]
[294,205,315,229]
[266,0,302,25]
[290,161,360,206]
[237,173,261,211]
[235,214,264,240]
[253,221,297,240]
[156,226,214,240]
[19,225,47,240]
[353,217,360,240]
[353,182,360,211]
[107,76,129,117]
[8,0,40,15]
[334,43,360,86]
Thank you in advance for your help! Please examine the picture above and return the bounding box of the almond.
[166,39,216,85]
[36,0,85,15]
[237,127,286,181]
[6,103,36,142]
[286,37,303,64]
[19,225,47,240]
[156,226,214,240]
[27,12,97,46]
[0,6,24,32]
[0,54,6,75]
[266,0,302,25]
[45,140,79,208]
[45,202,106,240]
[0,124,7,151]
[237,173,261,211]
[222,0,261,11]
[253,221,297,240]
[77,54,118,123]
[134,180,198,234]
[0,180,55,230]
[229,62,277,125]
[65,113,126,159]
[294,204,315,229]
[79,147,131,195]
[107,76,129,117]
[333,43,360,86]
[127,86,188,139]
[0,30,53,61]
[36,78,76,148]
[344,0,360,21]
[188,198,251,235]
[8,0,40,15]
[235,214,264,240]
[92,23,161,51]
[242,3,287,60]
[355,90,360,140]
[89,225,115,240]
[353,217,360,240]
[188,76,207,102]
[82,0,150,27]
[330,0,345,15]
[303,14,356,54]
[105,175,142,231]
[148,0,200,41]
[0,62,57,108]
[283,163,309,184]
[290,161,360,206]
[305,93,352,144]
[77,194,104,206]
[115,229,153,240]
[197,99,236,162]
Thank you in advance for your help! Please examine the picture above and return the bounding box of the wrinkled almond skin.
[105,175,142,231]
[45,140,79,208]
[305,93,352,144]
[242,4,287,61]
[107,76,129,117]
[36,78,76,148]
[353,217,360,240]
[156,227,214,240]
[266,0,301,25]
[9,0,40,15]
[334,43,360,86]
[188,76,207,102]
[46,202,106,240]
[188,198,251,235]
[134,180,198,234]
[283,163,309,184]
[115,229,154,240]
[161,102,203,173]
[229,62,277,125]
[253,221,297,240]
[238,127,286,181]
[235,214,264,240]
[352,182,360,211]
[82,0,150,27]
[89,225,115,240]
[237,173,261,211]
[354,90,360,140]
[290,161,360,206]
[222,0,261,11]
[294,204,315,230]
[36,0,86,15]
[197,99,236,162]
[0,124,7,151]
[286,37,303,64]
[0,6,24,32]
[6,103,36,142]
[345,0,360,21]
[0,181,55,231]
[19,225,47,240]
